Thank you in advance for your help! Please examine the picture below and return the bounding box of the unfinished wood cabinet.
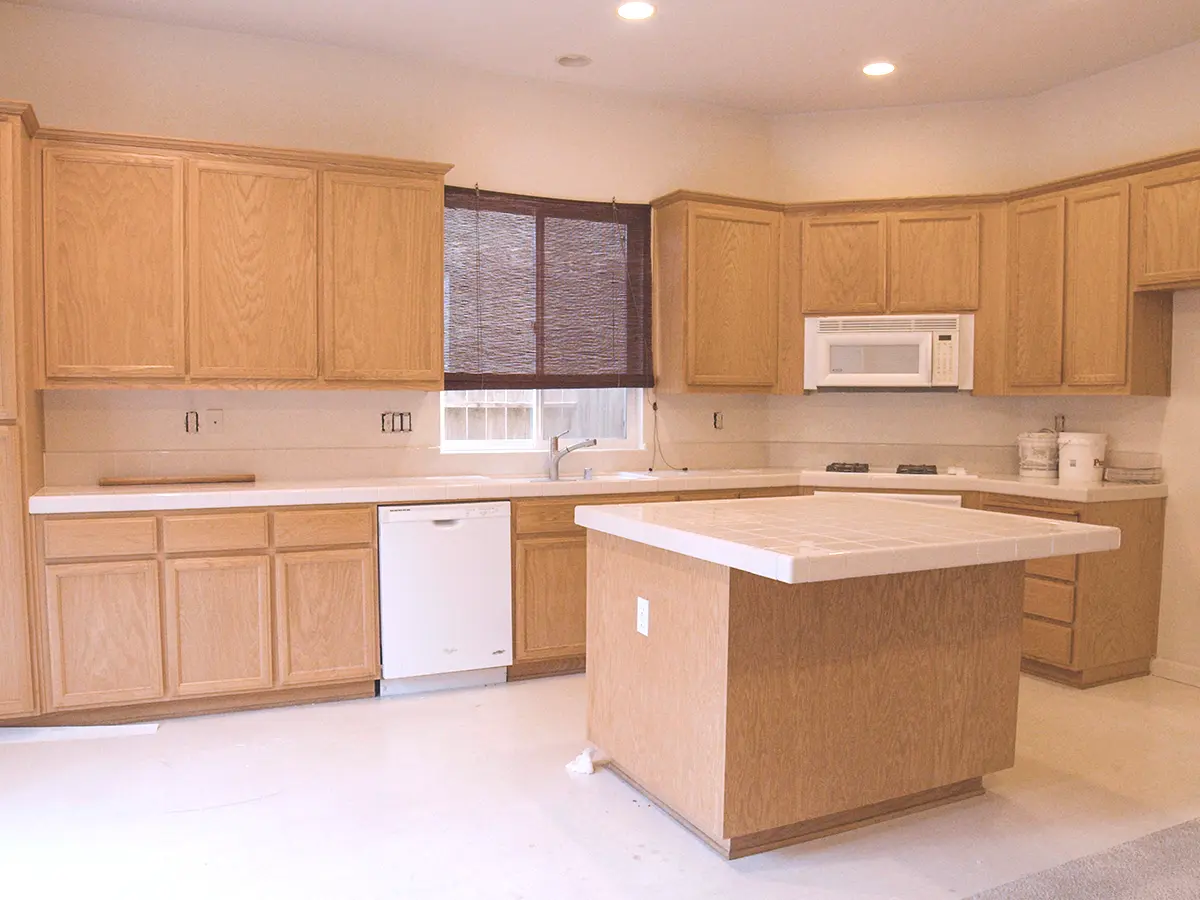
[653,197,783,393]
[888,210,980,313]
[982,495,1165,687]
[42,146,185,378]
[188,159,318,378]
[1064,183,1130,387]
[165,555,273,697]
[515,535,588,664]
[0,426,34,718]
[800,214,888,315]
[275,547,379,686]
[322,171,444,387]
[1133,160,1200,288]
[1006,195,1066,388]
[44,559,164,709]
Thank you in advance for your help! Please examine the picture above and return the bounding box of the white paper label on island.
[636,597,650,636]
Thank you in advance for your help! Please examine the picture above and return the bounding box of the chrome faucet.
[547,430,597,481]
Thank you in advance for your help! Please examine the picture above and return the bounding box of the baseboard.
[507,655,585,681]
[1150,658,1200,688]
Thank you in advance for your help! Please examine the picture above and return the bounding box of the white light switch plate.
[636,596,649,636]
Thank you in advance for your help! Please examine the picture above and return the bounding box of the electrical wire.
[647,394,687,473]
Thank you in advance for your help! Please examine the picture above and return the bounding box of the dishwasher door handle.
[432,519,465,529]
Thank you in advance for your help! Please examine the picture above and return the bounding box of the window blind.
[443,187,653,390]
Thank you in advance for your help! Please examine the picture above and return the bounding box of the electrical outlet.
[636,596,650,636]
[184,411,200,434]
[713,411,724,430]
[380,412,414,434]
[204,409,224,434]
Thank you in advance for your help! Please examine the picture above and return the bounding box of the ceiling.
[12,0,1200,114]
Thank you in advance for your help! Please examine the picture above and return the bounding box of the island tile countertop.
[574,494,1122,584]
[28,467,1167,515]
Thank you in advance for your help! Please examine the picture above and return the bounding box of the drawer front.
[1026,553,1077,582]
[738,487,800,499]
[163,512,270,554]
[1024,576,1075,623]
[514,493,676,536]
[43,517,158,560]
[1022,616,1074,666]
[679,490,742,502]
[273,507,375,549]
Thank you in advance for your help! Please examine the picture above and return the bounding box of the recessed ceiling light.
[617,2,656,20]
[557,54,593,68]
[863,61,896,77]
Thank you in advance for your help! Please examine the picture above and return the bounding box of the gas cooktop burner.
[896,464,938,475]
[826,462,870,473]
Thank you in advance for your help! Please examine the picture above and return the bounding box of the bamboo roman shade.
[443,187,653,390]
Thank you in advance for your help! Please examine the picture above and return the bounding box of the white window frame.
[440,388,644,454]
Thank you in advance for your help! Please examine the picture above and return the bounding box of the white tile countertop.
[574,494,1122,584]
[27,467,1167,515]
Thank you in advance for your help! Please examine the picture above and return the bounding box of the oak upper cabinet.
[188,160,318,378]
[1133,160,1200,288]
[515,535,588,664]
[1064,183,1130,387]
[1006,195,1066,388]
[0,426,34,718]
[653,197,782,392]
[888,211,981,313]
[164,555,273,696]
[322,171,444,388]
[801,214,888,315]
[42,146,185,379]
[44,559,164,709]
[275,547,379,686]
[0,118,18,421]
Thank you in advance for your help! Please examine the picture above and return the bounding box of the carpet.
[970,819,1200,899]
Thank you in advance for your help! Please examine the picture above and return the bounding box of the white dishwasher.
[378,501,513,696]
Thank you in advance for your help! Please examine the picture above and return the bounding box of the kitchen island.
[575,494,1121,858]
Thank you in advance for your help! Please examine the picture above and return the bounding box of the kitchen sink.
[488,472,654,484]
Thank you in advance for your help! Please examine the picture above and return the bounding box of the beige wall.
[2,3,1198,676]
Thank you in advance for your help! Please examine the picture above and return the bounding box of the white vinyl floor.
[2,673,1199,900]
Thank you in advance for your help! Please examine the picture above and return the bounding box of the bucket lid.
[1058,432,1107,445]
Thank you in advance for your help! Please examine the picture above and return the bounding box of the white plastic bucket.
[1018,431,1059,480]
[1057,432,1108,484]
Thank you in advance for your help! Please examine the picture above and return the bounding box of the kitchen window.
[441,186,652,452]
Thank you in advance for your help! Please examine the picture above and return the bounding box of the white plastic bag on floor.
[565,747,597,775]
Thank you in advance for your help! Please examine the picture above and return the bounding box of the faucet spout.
[547,431,598,481]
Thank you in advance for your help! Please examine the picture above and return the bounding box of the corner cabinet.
[42,146,186,379]
[321,171,444,388]
[37,131,452,389]
[1132,160,1200,289]
[653,196,783,393]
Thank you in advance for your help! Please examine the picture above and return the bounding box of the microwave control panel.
[931,333,959,386]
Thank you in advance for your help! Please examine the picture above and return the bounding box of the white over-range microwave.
[803,314,975,391]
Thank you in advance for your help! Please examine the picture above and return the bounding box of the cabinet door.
[322,172,443,386]
[800,214,887,315]
[44,559,164,709]
[188,160,318,378]
[165,555,272,697]
[43,147,185,378]
[0,426,34,718]
[275,548,378,686]
[686,203,780,387]
[888,211,980,313]
[1007,196,1065,388]
[1065,183,1130,387]
[0,119,17,421]
[1133,161,1200,288]
[514,535,587,663]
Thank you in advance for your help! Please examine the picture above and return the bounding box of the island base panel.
[586,532,1024,857]
[608,761,983,859]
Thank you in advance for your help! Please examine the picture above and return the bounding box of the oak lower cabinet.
[30,505,379,722]
[165,555,273,696]
[275,548,379,686]
[44,560,165,709]
[982,494,1166,687]
[0,425,35,718]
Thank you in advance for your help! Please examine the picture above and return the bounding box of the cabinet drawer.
[1024,577,1075,623]
[514,493,675,536]
[738,487,800,499]
[1026,553,1077,582]
[163,512,269,554]
[1022,616,1074,666]
[43,517,158,560]
[679,490,742,502]
[273,507,374,548]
